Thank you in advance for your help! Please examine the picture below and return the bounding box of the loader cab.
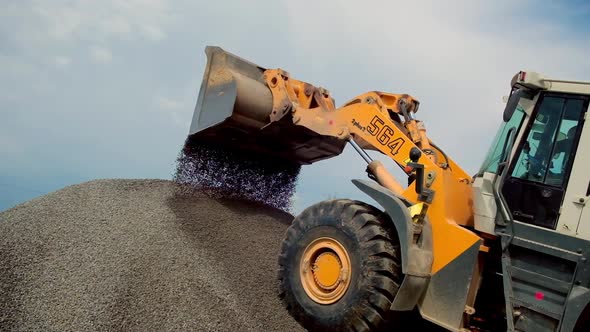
[474,71,590,237]
[470,72,590,331]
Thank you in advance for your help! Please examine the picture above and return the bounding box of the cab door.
[501,93,588,231]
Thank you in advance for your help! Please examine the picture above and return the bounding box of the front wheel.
[278,199,403,331]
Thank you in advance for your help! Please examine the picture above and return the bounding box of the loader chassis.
[187,46,590,331]
[472,84,590,331]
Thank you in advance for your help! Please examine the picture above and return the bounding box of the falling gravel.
[0,179,305,332]
[173,136,301,212]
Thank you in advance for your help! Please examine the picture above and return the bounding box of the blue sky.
[1,0,590,213]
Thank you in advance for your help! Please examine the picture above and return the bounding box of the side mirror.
[503,88,524,122]
[503,87,534,122]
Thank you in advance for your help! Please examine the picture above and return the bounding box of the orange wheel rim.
[300,237,351,304]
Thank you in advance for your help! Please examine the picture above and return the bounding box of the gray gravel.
[0,179,305,332]
[174,136,301,211]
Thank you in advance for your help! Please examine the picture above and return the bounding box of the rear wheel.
[278,199,403,331]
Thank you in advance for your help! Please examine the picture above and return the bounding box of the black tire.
[278,199,403,332]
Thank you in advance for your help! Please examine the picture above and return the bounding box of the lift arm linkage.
[263,68,479,274]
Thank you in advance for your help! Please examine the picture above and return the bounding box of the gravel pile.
[0,179,304,332]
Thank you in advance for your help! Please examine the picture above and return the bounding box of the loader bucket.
[188,46,346,165]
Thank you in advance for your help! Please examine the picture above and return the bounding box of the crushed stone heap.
[0,179,304,332]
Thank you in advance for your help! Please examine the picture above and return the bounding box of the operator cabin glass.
[510,97,584,187]
[479,106,526,174]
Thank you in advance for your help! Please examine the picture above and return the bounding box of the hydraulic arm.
[260,68,478,273]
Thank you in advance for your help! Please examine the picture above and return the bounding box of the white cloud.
[155,96,183,110]
[100,16,132,36]
[0,54,37,78]
[140,24,167,41]
[17,0,173,48]
[170,111,186,128]
[33,4,85,41]
[155,96,190,127]
[90,46,112,63]
[54,56,71,67]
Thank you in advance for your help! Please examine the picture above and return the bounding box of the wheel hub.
[300,237,351,304]
[313,252,341,290]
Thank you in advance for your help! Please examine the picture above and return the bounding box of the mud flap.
[418,240,480,331]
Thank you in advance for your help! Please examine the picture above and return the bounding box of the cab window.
[510,97,584,187]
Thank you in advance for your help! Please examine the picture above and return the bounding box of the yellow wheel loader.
[187,46,590,332]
